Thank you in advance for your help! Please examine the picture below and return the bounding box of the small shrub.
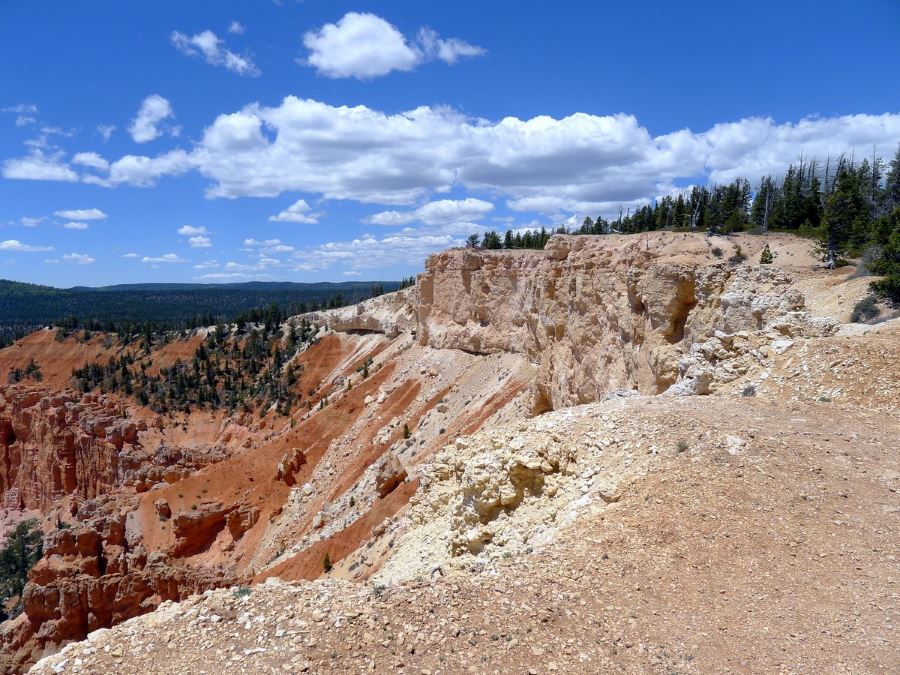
[850,295,879,323]
[711,246,723,258]
[741,385,756,397]
[675,439,689,453]
[233,586,252,599]
[322,552,333,573]
[759,243,774,264]
[728,245,747,265]
[373,584,385,597]
[403,423,411,439]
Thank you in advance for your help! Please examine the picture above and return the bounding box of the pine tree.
[870,209,900,301]
[820,166,865,268]
[884,144,900,212]
[759,243,774,264]
[482,231,502,249]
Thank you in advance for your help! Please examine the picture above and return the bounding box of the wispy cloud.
[54,208,107,220]
[171,29,260,77]
[141,253,188,263]
[0,239,53,252]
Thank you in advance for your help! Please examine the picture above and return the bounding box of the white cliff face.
[415,233,835,411]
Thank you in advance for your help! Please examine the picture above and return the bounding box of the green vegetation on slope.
[72,312,318,417]
[0,519,43,621]
[0,280,398,347]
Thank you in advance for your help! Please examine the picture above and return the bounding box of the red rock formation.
[0,387,137,511]
[0,386,228,512]
[169,501,236,557]
[226,505,260,541]
[276,448,306,486]
[0,514,234,673]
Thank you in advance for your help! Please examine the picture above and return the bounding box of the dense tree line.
[0,519,43,621]
[72,317,318,416]
[0,280,400,348]
[470,146,900,301]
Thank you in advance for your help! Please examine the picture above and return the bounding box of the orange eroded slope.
[253,478,419,583]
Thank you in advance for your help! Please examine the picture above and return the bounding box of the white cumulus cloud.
[269,199,318,224]
[171,29,260,77]
[62,222,89,230]
[302,12,484,80]
[129,95,175,143]
[369,198,494,226]
[2,149,78,182]
[188,235,212,248]
[177,225,208,236]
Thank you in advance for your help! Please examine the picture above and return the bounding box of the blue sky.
[1,0,899,287]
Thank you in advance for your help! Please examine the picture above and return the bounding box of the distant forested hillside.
[0,280,398,347]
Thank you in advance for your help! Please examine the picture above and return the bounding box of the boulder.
[374,452,407,498]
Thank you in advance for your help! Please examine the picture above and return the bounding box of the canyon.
[0,232,897,673]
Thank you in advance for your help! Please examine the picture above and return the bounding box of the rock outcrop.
[275,448,306,486]
[416,234,835,411]
[0,388,226,512]
[0,389,138,512]
[306,287,417,337]
[373,452,407,498]
[0,514,233,672]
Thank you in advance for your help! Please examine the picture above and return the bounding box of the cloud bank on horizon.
[1,7,899,284]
